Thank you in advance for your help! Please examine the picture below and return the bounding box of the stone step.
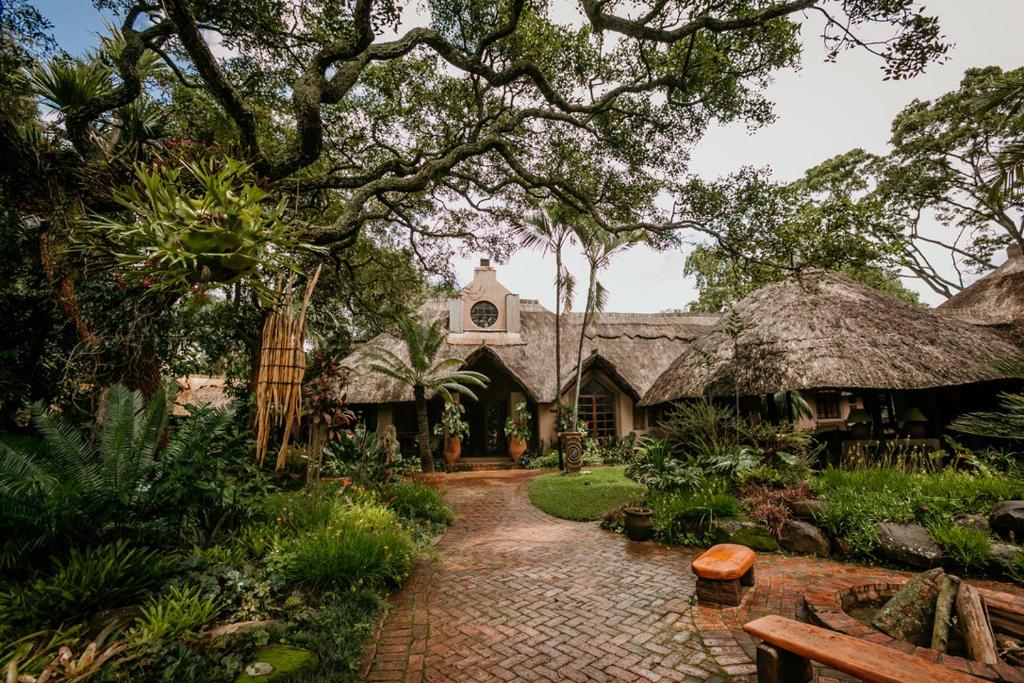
[453,457,519,472]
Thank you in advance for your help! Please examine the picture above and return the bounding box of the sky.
[31,0,1024,312]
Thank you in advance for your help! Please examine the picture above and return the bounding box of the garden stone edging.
[991,540,1024,575]
[780,519,830,556]
[874,522,943,569]
[957,513,991,534]
[991,501,1024,542]
[712,518,778,552]
[789,499,827,520]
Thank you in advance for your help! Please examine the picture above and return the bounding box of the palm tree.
[362,314,489,472]
[510,206,575,467]
[569,225,642,429]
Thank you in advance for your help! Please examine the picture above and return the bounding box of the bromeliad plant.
[434,401,470,441]
[85,155,319,301]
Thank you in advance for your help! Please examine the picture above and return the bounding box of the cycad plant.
[0,383,232,568]
[362,314,488,472]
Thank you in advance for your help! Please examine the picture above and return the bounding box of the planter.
[444,436,462,471]
[904,421,928,439]
[624,508,654,542]
[560,431,584,473]
[508,438,527,464]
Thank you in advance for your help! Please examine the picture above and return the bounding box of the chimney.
[473,258,497,286]
[480,258,490,267]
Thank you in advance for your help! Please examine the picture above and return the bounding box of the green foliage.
[928,522,991,574]
[951,391,1024,441]
[324,424,406,488]
[434,400,470,440]
[527,467,645,521]
[648,485,741,546]
[1008,550,1024,586]
[128,584,222,645]
[385,481,454,526]
[85,156,317,301]
[503,400,532,443]
[0,540,175,635]
[286,502,415,591]
[287,589,383,683]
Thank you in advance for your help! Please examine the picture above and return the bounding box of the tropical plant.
[127,584,223,645]
[85,156,319,301]
[503,400,532,443]
[323,425,401,488]
[0,383,238,568]
[512,206,576,468]
[951,391,1024,440]
[385,481,454,526]
[434,400,470,441]
[362,314,488,472]
[2,624,127,683]
[569,224,642,428]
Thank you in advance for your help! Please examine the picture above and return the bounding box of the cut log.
[872,567,944,646]
[931,573,961,653]
[956,582,999,665]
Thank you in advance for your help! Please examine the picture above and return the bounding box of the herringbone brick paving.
[364,469,1024,682]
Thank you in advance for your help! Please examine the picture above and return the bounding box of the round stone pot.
[508,438,527,464]
[624,508,654,542]
[444,436,461,471]
[560,431,584,473]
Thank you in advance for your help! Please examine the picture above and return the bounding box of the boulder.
[789,499,827,520]
[872,568,945,646]
[875,522,943,569]
[236,645,318,682]
[955,514,990,534]
[831,536,855,557]
[712,519,778,552]
[990,501,1024,541]
[780,520,830,556]
[989,540,1023,575]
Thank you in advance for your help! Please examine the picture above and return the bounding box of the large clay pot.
[624,508,654,542]
[508,438,527,464]
[561,431,584,473]
[444,436,461,471]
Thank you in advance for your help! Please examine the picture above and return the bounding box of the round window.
[470,300,499,328]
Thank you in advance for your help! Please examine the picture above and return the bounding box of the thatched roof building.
[936,246,1024,330]
[640,270,1024,405]
[340,299,717,404]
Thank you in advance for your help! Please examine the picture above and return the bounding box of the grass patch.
[528,466,645,521]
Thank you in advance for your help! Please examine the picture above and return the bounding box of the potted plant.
[434,401,470,471]
[623,506,654,542]
[504,400,532,465]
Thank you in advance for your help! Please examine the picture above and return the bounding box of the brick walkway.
[363,470,1024,682]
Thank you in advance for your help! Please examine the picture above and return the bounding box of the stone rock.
[872,568,945,646]
[780,519,830,556]
[832,536,855,557]
[875,522,943,569]
[208,619,277,639]
[955,514,990,534]
[989,540,1023,575]
[712,519,778,552]
[789,499,827,520]
[990,501,1024,541]
[236,645,318,682]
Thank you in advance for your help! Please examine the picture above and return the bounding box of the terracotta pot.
[508,438,527,464]
[560,431,584,473]
[624,508,654,542]
[444,436,462,470]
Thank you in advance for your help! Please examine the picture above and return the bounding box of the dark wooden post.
[755,643,813,683]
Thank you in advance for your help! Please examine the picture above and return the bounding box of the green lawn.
[528,466,645,521]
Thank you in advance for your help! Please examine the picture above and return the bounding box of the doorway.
[465,400,508,456]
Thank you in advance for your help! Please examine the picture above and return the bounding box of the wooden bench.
[691,543,755,606]
[743,614,984,683]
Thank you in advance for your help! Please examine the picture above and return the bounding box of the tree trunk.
[571,265,597,428]
[555,246,564,470]
[931,573,961,652]
[956,582,998,665]
[414,384,434,473]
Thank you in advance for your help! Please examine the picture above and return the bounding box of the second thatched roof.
[640,270,1024,405]
[936,248,1024,329]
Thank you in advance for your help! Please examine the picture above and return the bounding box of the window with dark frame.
[470,300,498,328]
[815,394,841,420]
[579,378,616,438]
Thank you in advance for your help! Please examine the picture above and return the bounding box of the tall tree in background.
[511,206,574,465]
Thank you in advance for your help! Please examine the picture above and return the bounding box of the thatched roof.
[173,375,232,417]
[936,249,1024,328]
[339,300,718,404]
[640,270,1024,405]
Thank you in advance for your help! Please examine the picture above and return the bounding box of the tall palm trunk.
[571,265,599,427]
[414,385,434,472]
[555,246,564,468]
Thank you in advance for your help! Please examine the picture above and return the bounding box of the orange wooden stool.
[691,543,755,606]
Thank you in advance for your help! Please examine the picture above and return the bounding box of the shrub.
[286,502,415,590]
[324,424,407,489]
[626,436,704,490]
[128,584,222,645]
[386,481,453,526]
[648,486,740,546]
[739,483,812,539]
[929,522,992,574]
[0,541,176,633]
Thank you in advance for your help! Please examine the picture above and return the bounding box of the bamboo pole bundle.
[254,265,322,471]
